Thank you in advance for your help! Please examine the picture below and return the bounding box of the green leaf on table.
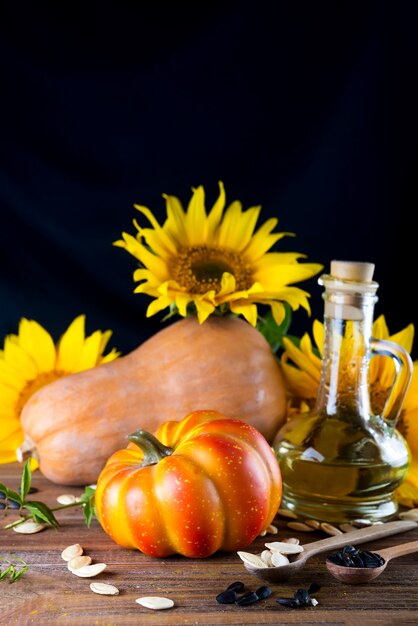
[0,483,22,506]
[0,566,13,581]
[23,501,59,528]
[79,486,97,528]
[10,565,29,582]
[20,459,32,502]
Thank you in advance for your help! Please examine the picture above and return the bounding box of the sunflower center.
[15,371,67,418]
[170,245,253,294]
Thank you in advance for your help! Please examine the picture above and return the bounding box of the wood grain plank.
[1,463,417,625]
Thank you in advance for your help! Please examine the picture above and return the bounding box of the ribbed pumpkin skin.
[20,316,287,485]
[95,410,282,558]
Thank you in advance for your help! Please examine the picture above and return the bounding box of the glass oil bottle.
[274,260,413,522]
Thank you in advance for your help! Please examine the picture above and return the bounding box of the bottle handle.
[370,338,413,431]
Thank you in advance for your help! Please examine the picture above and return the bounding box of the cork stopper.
[330,260,375,283]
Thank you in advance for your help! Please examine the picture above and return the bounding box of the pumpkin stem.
[127,430,173,466]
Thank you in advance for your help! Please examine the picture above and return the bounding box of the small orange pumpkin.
[95,410,282,558]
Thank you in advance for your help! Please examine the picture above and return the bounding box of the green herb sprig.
[0,460,96,530]
[0,556,29,583]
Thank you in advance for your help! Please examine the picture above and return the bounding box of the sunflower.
[0,315,119,465]
[280,315,418,507]
[114,182,323,326]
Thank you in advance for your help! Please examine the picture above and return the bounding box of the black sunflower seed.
[294,588,310,604]
[225,581,245,593]
[328,545,385,569]
[308,582,321,594]
[216,589,237,604]
[0,502,6,510]
[236,591,259,606]
[0,490,5,499]
[255,585,272,600]
[276,597,299,607]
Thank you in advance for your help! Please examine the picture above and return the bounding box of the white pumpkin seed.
[304,519,321,529]
[399,510,418,521]
[90,582,119,596]
[265,541,304,555]
[260,549,273,566]
[352,518,372,527]
[236,551,267,568]
[68,555,92,570]
[70,563,107,578]
[277,508,298,519]
[282,537,300,544]
[320,522,343,536]
[56,494,78,505]
[61,543,84,561]
[266,523,278,534]
[286,521,315,532]
[270,551,290,567]
[311,598,319,606]
[258,529,267,537]
[135,596,174,610]
[339,523,356,533]
[13,520,46,534]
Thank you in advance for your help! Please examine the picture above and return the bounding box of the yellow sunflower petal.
[185,186,207,245]
[229,301,258,327]
[134,204,177,256]
[0,427,23,463]
[175,294,192,317]
[146,296,172,317]
[3,338,38,379]
[0,360,27,391]
[206,181,226,240]
[254,260,323,289]
[389,324,414,355]
[194,298,216,324]
[282,336,321,382]
[74,331,103,372]
[163,193,188,246]
[244,218,291,261]
[312,320,325,355]
[18,318,56,372]
[281,357,319,399]
[56,315,86,372]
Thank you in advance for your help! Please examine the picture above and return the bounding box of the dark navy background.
[1,2,417,358]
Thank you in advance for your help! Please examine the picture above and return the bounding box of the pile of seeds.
[216,581,272,606]
[276,583,320,609]
[276,508,384,536]
[61,543,110,583]
[60,542,175,608]
[327,544,385,569]
[237,538,303,569]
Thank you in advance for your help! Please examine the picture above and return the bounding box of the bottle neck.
[315,290,376,418]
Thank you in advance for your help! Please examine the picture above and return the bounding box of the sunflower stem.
[127,430,173,466]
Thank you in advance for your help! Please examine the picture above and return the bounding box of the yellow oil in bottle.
[275,410,410,522]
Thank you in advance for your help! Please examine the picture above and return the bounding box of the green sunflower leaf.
[257,303,293,354]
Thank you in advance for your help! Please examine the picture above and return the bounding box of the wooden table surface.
[1,463,417,626]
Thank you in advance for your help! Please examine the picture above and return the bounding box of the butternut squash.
[20,316,287,485]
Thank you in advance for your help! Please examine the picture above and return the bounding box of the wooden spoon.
[326,539,418,584]
[241,520,417,583]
